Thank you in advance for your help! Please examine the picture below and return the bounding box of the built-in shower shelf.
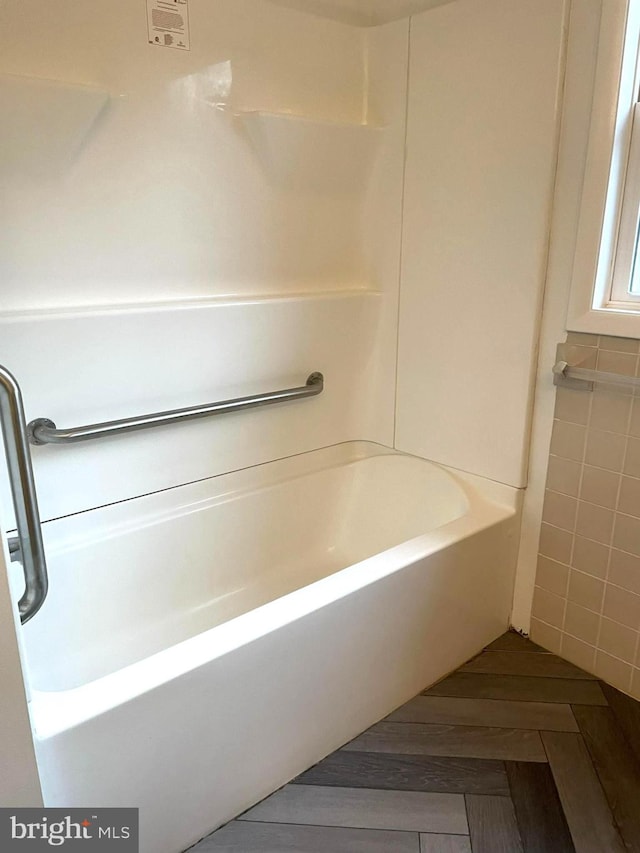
[0,73,110,175]
[235,109,385,189]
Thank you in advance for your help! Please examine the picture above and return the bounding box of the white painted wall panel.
[395,0,566,487]
[0,15,407,524]
[0,545,42,806]
[0,294,392,524]
[0,0,368,311]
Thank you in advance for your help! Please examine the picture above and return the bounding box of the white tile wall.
[532,333,640,698]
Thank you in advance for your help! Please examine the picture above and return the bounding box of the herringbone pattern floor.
[190,631,640,852]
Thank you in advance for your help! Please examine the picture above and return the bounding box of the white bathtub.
[19,442,519,853]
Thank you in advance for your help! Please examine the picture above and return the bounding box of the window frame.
[610,101,640,303]
[567,0,640,337]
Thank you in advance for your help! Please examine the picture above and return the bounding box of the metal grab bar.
[553,361,640,391]
[28,371,324,446]
[0,365,48,624]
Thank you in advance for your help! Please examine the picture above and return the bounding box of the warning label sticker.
[147,0,190,51]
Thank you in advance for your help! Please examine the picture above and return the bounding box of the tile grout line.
[559,374,593,657]
[535,559,640,612]
[235,817,469,836]
[379,720,575,735]
[595,367,636,692]
[512,618,639,677]
[631,622,640,690]
[194,636,639,851]
[543,488,640,519]
[423,691,605,705]
[550,339,640,684]
[293,788,526,802]
[623,365,640,690]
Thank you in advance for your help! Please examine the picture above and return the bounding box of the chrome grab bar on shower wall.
[0,365,48,624]
[553,361,640,391]
[28,372,324,446]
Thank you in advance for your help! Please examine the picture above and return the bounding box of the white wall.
[0,5,409,810]
[0,0,370,310]
[512,0,605,631]
[0,544,42,806]
[395,0,567,488]
[0,6,408,522]
[0,295,389,523]
[0,0,582,763]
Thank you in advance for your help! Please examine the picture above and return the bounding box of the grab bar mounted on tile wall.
[553,361,640,392]
[0,365,48,624]
[28,372,324,446]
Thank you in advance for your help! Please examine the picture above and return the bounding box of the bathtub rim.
[26,442,520,738]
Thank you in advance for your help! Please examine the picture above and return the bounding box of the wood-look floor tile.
[420,834,471,853]
[542,731,626,853]
[388,695,578,732]
[239,785,468,835]
[600,682,640,765]
[425,673,607,704]
[192,634,640,853]
[505,761,575,853]
[294,750,510,796]
[485,632,550,654]
[572,705,640,853]
[342,722,547,762]
[461,651,596,680]
[191,821,420,852]
[465,795,523,853]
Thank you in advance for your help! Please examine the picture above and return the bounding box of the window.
[567,0,640,337]
[610,101,640,303]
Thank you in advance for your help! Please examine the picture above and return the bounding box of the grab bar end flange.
[27,418,57,446]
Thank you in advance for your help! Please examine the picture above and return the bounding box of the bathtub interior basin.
[19,442,481,693]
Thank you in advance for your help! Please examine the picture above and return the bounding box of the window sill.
[567,305,640,340]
